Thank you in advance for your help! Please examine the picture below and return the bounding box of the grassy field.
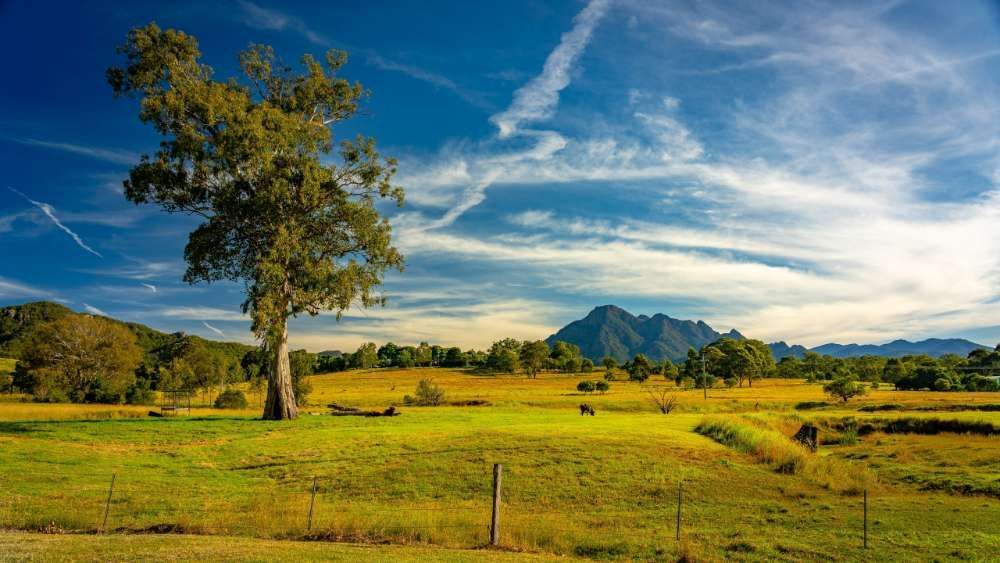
[1,368,998,561]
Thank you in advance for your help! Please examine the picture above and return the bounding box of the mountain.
[545,305,745,362]
[810,338,988,359]
[0,301,255,362]
[547,305,991,363]
[768,341,809,360]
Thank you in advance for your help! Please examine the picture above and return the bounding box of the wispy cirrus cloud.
[390,0,1000,346]
[202,321,226,337]
[12,138,138,165]
[141,283,157,293]
[82,303,108,316]
[8,188,103,258]
[0,276,54,300]
[235,1,490,109]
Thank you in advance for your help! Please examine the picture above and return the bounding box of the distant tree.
[577,380,596,394]
[415,342,433,367]
[647,387,677,414]
[377,342,400,367]
[18,314,142,403]
[442,347,467,367]
[628,354,654,382]
[581,358,595,373]
[396,349,415,368]
[661,359,679,380]
[824,377,868,403]
[404,378,445,406]
[519,340,549,379]
[350,342,378,369]
[486,338,521,373]
[724,377,737,388]
[109,24,404,420]
[550,341,583,373]
[602,356,617,376]
[775,356,801,379]
[594,379,609,393]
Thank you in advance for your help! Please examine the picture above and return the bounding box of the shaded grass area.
[0,530,562,562]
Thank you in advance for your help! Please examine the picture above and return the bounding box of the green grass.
[1,369,998,560]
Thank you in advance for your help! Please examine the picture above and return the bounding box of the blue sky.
[2,0,999,351]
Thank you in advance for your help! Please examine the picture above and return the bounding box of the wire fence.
[0,459,895,557]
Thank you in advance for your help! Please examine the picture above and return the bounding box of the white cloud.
[141,283,157,293]
[83,303,108,316]
[490,0,610,138]
[13,138,138,165]
[158,307,248,322]
[9,188,103,258]
[202,321,226,337]
[0,277,54,300]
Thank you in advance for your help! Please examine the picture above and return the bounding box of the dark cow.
[579,403,595,416]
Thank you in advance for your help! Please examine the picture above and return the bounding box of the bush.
[577,380,596,393]
[404,378,445,406]
[125,379,156,405]
[594,380,609,393]
[581,358,594,373]
[214,389,248,409]
[933,378,952,391]
[724,377,737,389]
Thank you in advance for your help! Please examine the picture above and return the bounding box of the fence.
[0,462,880,557]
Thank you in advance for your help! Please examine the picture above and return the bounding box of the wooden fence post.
[99,473,116,534]
[490,463,502,546]
[675,481,683,541]
[863,489,868,549]
[307,477,318,531]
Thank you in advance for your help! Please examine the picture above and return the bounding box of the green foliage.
[580,358,594,373]
[627,354,653,382]
[214,389,249,409]
[350,343,378,369]
[17,314,143,403]
[404,378,445,406]
[109,23,404,419]
[702,337,775,388]
[486,338,521,373]
[594,380,609,393]
[576,380,596,393]
[823,377,868,403]
[549,341,583,373]
[519,340,549,378]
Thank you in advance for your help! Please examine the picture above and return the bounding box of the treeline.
[773,347,1000,391]
[2,312,316,405]
[319,339,596,375]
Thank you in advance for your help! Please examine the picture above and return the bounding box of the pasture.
[1,368,998,561]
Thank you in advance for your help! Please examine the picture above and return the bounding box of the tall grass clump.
[696,415,875,494]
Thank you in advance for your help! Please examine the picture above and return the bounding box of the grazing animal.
[792,424,819,452]
[579,403,595,416]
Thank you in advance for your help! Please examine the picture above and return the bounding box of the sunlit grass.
[1,368,998,560]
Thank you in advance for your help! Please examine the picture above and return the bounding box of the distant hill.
[545,305,745,362]
[547,305,991,363]
[810,338,988,359]
[0,301,255,363]
[768,341,809,360]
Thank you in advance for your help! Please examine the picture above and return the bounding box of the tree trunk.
[263,318,298,420]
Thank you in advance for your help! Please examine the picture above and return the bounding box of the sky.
[1,0,1000,352]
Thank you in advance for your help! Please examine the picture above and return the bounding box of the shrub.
[581,358,594,373]
[679,376,694,389]
[824,377,867,403]
[870,381,880,390]
[214,389,248,409]
[404,378,445,406]
[125,379,156,405]
[724,377,737,389]
[577,380,596,393]
[933,378,952,391]
[594,380,609,393]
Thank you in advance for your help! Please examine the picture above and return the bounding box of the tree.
[350,343,378,369]
[550,341,582,372]
[415,342,433,367]
[824,377,868,403]
[377,342,400,367]
[18,315,142,403]
[602,356,617,379]
[442,347,466,367]
[576,380,596,393]
[519,340,549,379]
[661,359,679,380]
[647,388,677,414]
[581,358,595,373]
[404,378,445,406]
[486,338,521,373]
[594,379,609,393]
[628,354,654,382]
[109,24,403,420]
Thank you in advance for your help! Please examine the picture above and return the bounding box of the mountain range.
[546,305,989,362]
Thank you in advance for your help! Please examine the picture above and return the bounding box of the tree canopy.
[109,24,404,419]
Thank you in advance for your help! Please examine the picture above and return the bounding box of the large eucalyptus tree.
[109,23,404,419]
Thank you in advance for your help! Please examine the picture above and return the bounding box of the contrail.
[8,187,103,258]
[141,283,157,292]
[202,321,225,337]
